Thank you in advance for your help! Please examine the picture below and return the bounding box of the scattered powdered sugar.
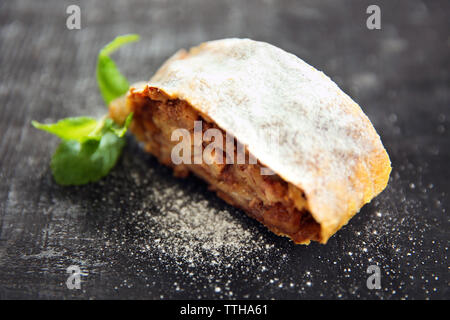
[144,187,261,266]
[95,152,279,274]
[91,143,446,299]
[6,137,445,299]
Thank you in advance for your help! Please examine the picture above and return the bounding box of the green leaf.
[96,34,140,106]
[50,132,125,185]
[105,112,133,138]
[32,113,133,185]
[32,34,139,186]
[31,117,99,142]
[99,34,140,57]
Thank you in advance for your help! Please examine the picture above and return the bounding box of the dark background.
[0,0,448,299]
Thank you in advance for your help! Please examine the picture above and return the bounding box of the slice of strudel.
[109,38,391,244]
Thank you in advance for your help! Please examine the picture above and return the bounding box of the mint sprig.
[31,117,99,142]
[50,132,125,185]
[32,35,139,185]
[97,34,140,105]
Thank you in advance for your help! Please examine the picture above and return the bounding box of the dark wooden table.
[0,0,448,299]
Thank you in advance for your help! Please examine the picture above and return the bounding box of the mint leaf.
[32,34,139,186]
[50,132,125,185]
[33,114,132,185]
[96,34,140,106]
[105,112,133,138]
[32,117,99,142]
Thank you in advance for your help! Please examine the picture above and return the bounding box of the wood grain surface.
[0,0,448,299]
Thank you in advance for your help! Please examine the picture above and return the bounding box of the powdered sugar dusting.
[146,186,260,266]
[98,154,277,272]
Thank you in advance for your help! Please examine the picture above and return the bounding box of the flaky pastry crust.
[109,38,391,244]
